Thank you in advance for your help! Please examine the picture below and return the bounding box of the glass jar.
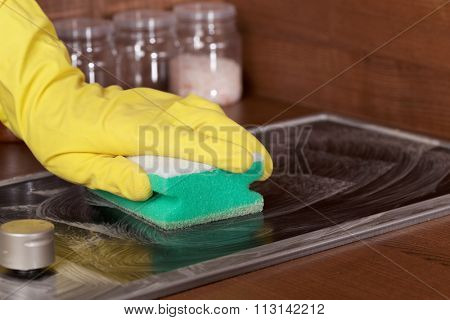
[171,2,242,105]
[113,10,177,91]
[54,18,116,86]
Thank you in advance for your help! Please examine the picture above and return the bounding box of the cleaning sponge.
[90,155,264,230]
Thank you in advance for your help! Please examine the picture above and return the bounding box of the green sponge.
[90,157,264,230]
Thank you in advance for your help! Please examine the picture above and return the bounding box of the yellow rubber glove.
[0,0,273,201]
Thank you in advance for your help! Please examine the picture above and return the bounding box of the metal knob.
[0,219,55,271]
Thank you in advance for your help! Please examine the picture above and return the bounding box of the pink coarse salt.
[170,54,242,105]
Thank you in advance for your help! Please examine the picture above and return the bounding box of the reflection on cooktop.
[1,114,450,299]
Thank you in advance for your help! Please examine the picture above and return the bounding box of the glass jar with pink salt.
[170,2,242,106]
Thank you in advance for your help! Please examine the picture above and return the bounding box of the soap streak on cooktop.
[1,114,450,299]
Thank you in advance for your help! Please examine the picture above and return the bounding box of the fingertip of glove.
[259,169,273,181]
[123,171,152,201]
[260,153,274,181]
[220,147,254,174]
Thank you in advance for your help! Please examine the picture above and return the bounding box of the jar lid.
[113,10,176,31]
[174,2,236,22]
[54,18,113,40]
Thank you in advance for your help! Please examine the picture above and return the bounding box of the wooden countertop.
[1,96,449,299]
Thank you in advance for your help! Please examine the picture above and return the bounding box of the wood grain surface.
[1,96,449,299]
[167,215,450,299]
[228,0,450,140]
[0,125,19,143]
[35,0,199,19]
[0,143,43,180]
[36,0,97,19]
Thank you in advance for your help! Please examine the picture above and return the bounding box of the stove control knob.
[0,219,55,271]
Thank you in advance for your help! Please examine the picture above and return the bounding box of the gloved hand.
[0,0,273,201]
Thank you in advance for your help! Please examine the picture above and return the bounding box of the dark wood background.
[2,0,450,141]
